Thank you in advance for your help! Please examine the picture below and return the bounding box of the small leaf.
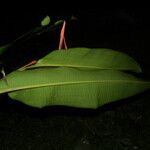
[0,67,149,108]
[41,16,50,26]
[54,20,64,25]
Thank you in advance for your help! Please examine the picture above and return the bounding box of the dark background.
[0,9,150,150]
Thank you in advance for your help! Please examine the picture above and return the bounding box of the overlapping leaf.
[21,47,142,73]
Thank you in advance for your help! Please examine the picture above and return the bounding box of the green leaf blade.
[24,48,142,73]
[0,67,149,108]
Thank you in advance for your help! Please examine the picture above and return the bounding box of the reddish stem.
[19,60,37,70]
[59,21,67,50]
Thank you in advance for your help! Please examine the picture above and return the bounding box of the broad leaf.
[21,47,142,73]
[0,67,149,108]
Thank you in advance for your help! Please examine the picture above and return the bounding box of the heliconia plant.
[0,16,149,108]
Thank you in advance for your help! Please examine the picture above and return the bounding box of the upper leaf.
[21,47,142,73]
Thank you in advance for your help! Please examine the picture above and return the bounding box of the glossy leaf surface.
[22,48,142,73]
[0,67,149,108]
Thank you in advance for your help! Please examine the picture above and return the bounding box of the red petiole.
[59,21,68,50]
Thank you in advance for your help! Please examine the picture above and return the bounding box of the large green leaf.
[0,67,149,108]
[21,48,142,73]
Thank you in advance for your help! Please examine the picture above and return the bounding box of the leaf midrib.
[0,79,149,94]
[19,64,139,71]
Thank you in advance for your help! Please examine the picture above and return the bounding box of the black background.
[0,8,150,150]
